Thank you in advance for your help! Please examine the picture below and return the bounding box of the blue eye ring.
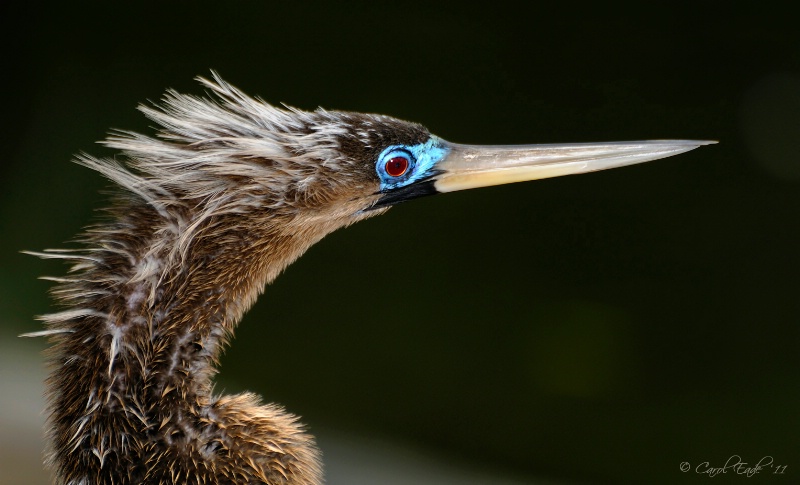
[374,138,450,192]
[376,147,416,187]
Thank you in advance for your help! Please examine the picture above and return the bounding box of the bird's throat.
[43,201,329,483]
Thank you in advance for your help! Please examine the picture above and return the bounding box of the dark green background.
[2,3,798,484]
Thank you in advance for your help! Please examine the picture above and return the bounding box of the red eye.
[385,156,409,177]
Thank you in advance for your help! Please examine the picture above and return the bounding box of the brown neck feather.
[45,198,326,484]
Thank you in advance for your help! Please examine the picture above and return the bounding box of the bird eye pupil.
[385,156,409,177]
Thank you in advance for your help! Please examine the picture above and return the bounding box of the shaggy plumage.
[28,73,431,485]
[29,73,714,485]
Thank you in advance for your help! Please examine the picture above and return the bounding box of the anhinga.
[26,73,713,484]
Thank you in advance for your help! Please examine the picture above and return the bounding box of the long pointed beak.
[433,139,716,193]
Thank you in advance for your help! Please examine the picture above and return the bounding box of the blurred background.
[2,2,798,484]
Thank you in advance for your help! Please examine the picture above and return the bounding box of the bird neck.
[121,211,301,394]
[45,200,327,483]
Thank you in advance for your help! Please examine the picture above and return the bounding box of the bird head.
[94,73,713,269]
